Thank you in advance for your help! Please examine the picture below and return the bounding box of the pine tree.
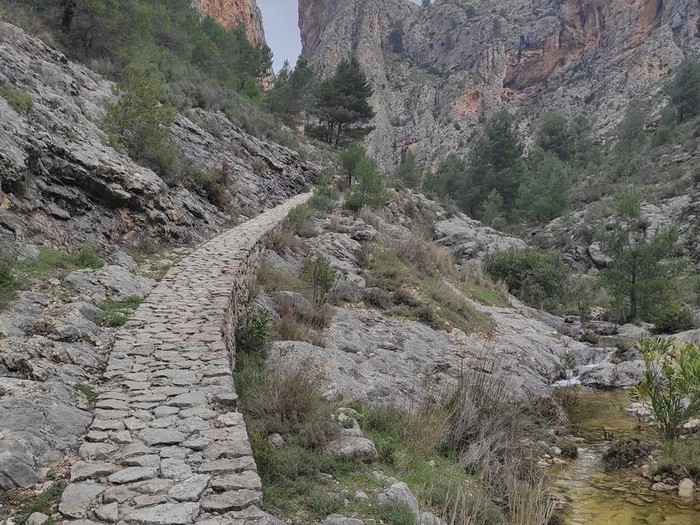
[393,151,420,188]
[537,112,575,162]
[670,58,700,122]
[310,57,375,147]
[517,151,571,222]
[600,192,679,322]
[466,109,524,217]
[267,56,314,125]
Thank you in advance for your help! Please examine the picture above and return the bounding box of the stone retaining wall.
[58,193,311,525]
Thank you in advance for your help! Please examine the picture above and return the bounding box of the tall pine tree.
[310,57,375,147]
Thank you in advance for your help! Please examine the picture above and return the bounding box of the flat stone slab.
[124,502,200,525]
[139,429,186,446]
[59,483,106,518]
[200,490,261,512]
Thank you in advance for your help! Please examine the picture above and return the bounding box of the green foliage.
[266,56,314,125]
[0,81,33,112]
[103,61,177,177]
[309,57,375,147]
[393,151,420,189]
[631,338,700,440]
[22,246,103,276]
[599,192,680,322]
[614,100,647,159]
[423,153,465,202]
[9,481,66,525]
[516,150,571,222]
[301,256,336,306]
[74,383,98,402]
[98,296,143,327]
[338,143,367,187]
[345,156,390,212]
[17,0,273,110]
[286,204,318,238]
[480,190,506,230]
[374,502,415,525]
[236,307,271,357]
[484,248,569,308]
[652,439,700,479]
[537,112,575,162]
[652,302,695,334]
[464,109,524,217]
[0,255,19,310]
[670,58,700,122]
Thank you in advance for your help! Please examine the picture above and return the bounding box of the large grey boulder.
[323,437,378,462]
[433,215,526,261]
[378,482,420,517]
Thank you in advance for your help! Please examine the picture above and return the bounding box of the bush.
[631,338,700,440]
[267,224,302,253]
[235,357,338,449]
[287,204,318,238]
[103,61,177,178]
[484,248,569,308]
[374,502,415,525]
[652,439,700,479]
[394,235,453,276]
[652,302,695,334]
[274,295,333,347]
[0,81,33,112]
[301,256,336,306]
[236,307,271,357]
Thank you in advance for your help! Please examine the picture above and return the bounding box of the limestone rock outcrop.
[0,21,314,257]
[299,0,699,170]
[194,0,266,44]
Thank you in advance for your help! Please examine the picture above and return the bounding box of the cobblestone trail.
[58,194,311,525]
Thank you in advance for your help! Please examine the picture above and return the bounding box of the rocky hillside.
[194,0,265,43]
[0,19,317,492]
[299,0,700,169]
[0,20,316,256]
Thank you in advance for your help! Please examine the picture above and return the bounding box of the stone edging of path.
[58,193,311,525]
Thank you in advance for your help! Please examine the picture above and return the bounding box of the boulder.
[678,478,695,499]
[323,436,378,462]
[378,482,420,517]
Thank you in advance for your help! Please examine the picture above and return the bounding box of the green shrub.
[631,338,700,440]
[484,248,569,308]
[287,204,318,237]
[103,61,178,178]
[236,307,271,357]
[345,157,389,212]
[374,502,416,525]
[0,81,33,112]
[98,296,143,327]
[652,439,700,479]
[652,302,695,334]
[235,356,338,449]
[301,256,336,306]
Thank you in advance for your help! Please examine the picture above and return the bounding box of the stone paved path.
[58,194,311,525]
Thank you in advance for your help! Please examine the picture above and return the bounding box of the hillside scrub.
[3,0,272,110]
[484,248,569,309]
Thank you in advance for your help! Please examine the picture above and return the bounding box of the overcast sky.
[258,0,423,72]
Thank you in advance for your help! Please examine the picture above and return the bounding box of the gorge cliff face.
[195,0,265,44]
[299,0,700,169]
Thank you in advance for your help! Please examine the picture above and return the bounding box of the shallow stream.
[554,389,700,524]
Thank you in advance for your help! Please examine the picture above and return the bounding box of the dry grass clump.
[395,235,454,276]
[328,214,343,233]
[439,367,557,525]
[267,223,302,253]
[274,295,334,347]
[359,208,381,229]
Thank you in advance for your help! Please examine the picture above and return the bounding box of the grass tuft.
[98,296,143,327]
